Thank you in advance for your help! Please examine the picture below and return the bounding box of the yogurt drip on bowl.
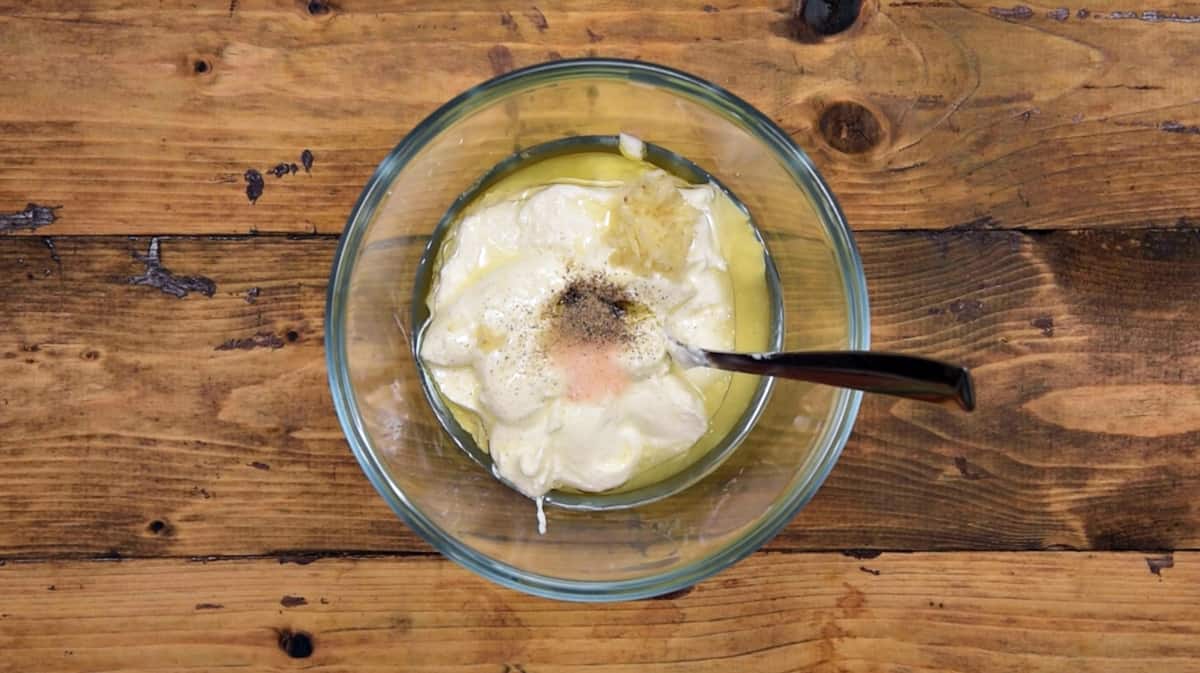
[419,138,755,530]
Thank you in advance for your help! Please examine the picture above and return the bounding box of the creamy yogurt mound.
[419,164,736,503]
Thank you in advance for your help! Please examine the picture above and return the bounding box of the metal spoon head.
[666,335,709,369]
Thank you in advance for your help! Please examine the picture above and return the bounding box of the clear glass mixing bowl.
[326,59,869,601]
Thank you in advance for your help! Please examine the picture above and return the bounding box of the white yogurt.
[420,170,735,501]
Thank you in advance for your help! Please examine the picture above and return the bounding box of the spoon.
[670,340,976,411]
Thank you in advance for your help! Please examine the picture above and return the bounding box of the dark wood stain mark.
[842,549,882,559]
[128,238,216,299]
[281,595,308,607]
[1031,315,1055,336]
[42,237,60,268]
[526,7,548,31]
[195,603,224,610]
[269,163,292,178]
[1047,7,1068,20]
[47,584,56,591]
[890,1,954,5]
[277,553,320,565]
[306,0,332,17]
[1161,121,1200,135]
[193,60,210,75]
[989,5,1034,20]
[1146,554,1174,576]
[215,331,285,351]
[859,565,881,575]
[1086,521,1176,552]
[488,44,514,75]
[704,4,720,11]
[819,102,882,154]
[300,149,314,173]
[954,456,986,480]
[1077,7,1090,18]
[0,203,59,234]
[1081,83,1163,90]
[147,519,171,535]
[192,486,214,499]
[245,287,260,304]
[837,582,866,614]
[648,585,694,600]
[948,299,985,322]
[1105,10,1200,23]
[244,169,264,204]
[228,0,238,18]
[277,629,314,658]
[500,11,518,32]
[248,461,271,470]
[586,27,604,42]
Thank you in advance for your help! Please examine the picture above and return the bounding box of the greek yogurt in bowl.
[416,135,778,523]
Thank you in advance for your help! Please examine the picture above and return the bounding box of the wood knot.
[819,102,882,154]
[800,0,862,35]
[305,0,332,16]
[780,0,864,41]
[277,629,314,658]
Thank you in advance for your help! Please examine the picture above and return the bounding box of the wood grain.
[3,1,1200,235]
[0,552,1196,671]
[2,228,1196,558]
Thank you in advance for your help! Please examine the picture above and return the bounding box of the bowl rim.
[326,57,870,602]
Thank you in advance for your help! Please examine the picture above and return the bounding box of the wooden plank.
[0,552,1196,671]
[2,228,1197,557]
[3,1,1200,235]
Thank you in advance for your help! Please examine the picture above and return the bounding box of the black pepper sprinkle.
[548,274,636,346]
[300,149,314,173]
[269,163,291,178]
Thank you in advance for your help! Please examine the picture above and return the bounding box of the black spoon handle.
[700,350,976,411]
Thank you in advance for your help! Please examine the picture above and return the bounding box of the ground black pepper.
[547,274,636,346]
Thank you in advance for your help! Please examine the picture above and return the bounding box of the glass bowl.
[326,59,869,601]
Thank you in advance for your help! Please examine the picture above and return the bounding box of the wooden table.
[2,1,1199,670]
